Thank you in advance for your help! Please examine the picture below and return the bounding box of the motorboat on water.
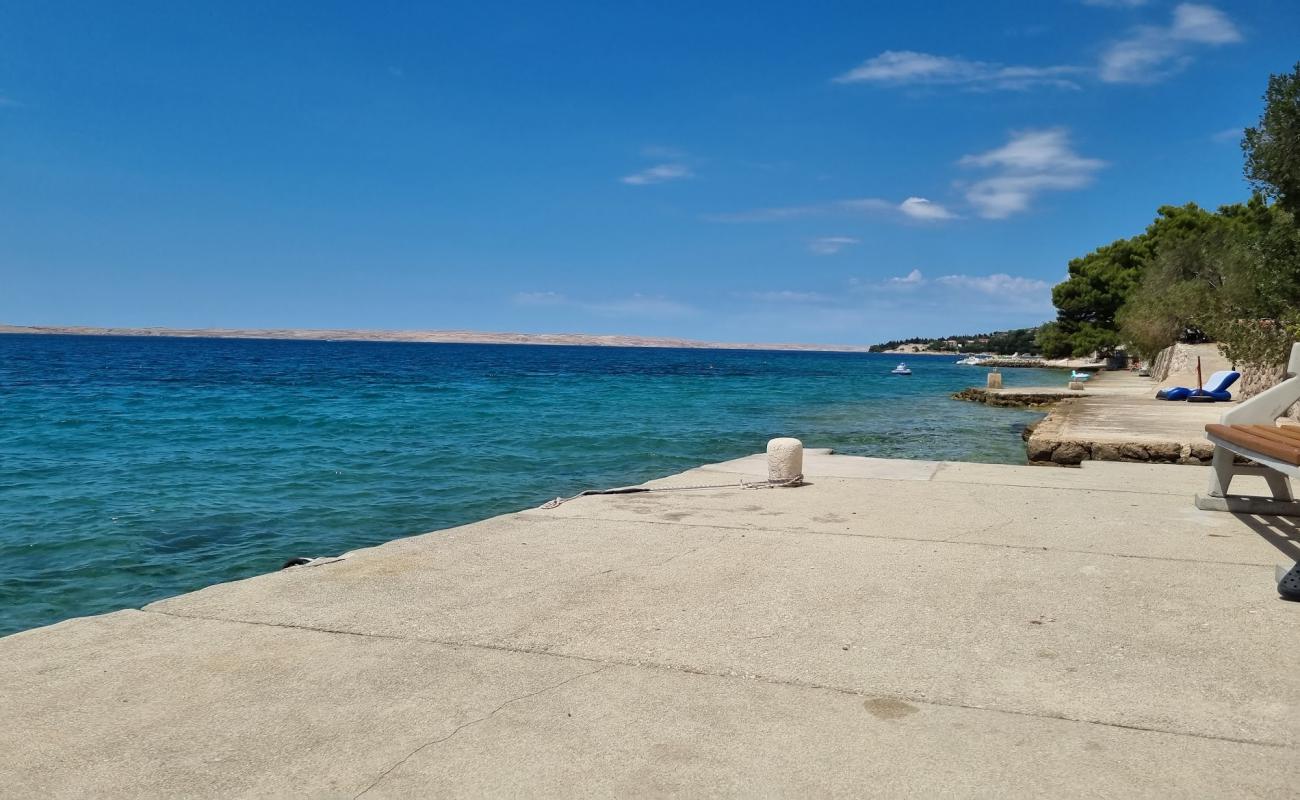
[890,363,912,375]
[955,355,985,365]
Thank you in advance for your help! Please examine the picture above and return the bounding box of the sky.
[1,1,1296,345]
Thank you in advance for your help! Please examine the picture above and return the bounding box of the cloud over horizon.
[621,163,694,185]
[808,236,860,255]
[1098,3,1242,83]
[835,4,1242,91]
[958,128,1105,219]
[833,50,1083,91]
[873,269,1053,311]
[706,196,954,224]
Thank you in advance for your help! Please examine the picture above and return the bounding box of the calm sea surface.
[0,335,1061,635]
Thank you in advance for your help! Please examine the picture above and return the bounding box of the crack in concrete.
[352,664,610,798]
[142,608,1293,750]
[542,514,1275,568]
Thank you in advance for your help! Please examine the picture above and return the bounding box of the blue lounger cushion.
[1155,370,1240,401]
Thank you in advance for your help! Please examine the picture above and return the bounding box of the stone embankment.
[1026,436,1214,467]
[952,387,1072,408]
[975,357,1052,368]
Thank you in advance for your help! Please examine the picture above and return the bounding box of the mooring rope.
[538,474,803,510]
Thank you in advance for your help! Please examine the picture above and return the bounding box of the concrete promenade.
[2,452,1298,797]
[1026,371,1230,465]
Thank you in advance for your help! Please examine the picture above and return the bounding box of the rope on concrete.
[538,474,804,510]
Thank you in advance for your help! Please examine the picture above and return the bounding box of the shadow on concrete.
[1234,513,1300,564]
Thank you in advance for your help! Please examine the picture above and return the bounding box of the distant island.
[0,323,878,353]
[870,327,1040,356]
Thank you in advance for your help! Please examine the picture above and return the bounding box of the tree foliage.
[1044,64,1300,370]
[1244,62,1300,216]
[871,327,1041,355]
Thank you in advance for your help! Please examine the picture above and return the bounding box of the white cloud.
[934,273,1050,297]
[1170,3,1241,43]
[841,5,1241,92]
[898,197,956,221]
[621,163,693,185]
[707,197,952,224]
[808,236,860,255]
[958,129,1105,219]
[863,269,1051,311]
[1099,3,1241,83]
[833,50,1082,91]
[1211,126,1243,143]
[888,269,925,286]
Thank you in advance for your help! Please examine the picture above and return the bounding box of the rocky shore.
[951,387,1072,408]
[0,324,876,353]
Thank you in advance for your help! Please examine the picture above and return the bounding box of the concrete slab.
[546,466,1289,565]
[0,610,596,799]
[147,500,1299,746]
[5,454,1299,796]
[1036,393,1226,447]
[2,612,1291,799]
[366,663,1292,799]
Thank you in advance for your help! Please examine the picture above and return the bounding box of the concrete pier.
[2,453,1298,797]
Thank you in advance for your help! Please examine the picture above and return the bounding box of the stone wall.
[1149,342,1227,383]
[1238,361,1300,421]
[1026,437,1214,467]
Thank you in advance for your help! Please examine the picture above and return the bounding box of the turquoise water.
[0,335,1060,636]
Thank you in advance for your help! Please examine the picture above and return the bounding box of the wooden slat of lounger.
[1258,424,1300,444]
[1215,425,1300,462]
[1206,424,1300,466]
[1244,425,1300,446]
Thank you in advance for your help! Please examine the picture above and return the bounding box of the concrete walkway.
[3,454,1298,797]
[964,369,1233,466]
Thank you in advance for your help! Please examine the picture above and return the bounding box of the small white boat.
[955,356,985,366]
[890,363,912,376]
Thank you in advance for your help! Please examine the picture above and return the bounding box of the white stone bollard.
[767,437,804,484]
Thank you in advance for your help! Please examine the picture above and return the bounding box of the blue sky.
[1,1,1296,344]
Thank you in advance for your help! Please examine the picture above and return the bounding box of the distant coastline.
[0,323,876,353]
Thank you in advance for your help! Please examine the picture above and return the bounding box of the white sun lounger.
[1196,343,1300,516]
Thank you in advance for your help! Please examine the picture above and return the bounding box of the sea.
[0,334,1062,636]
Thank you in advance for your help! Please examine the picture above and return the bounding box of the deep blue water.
[0,335,1059,636]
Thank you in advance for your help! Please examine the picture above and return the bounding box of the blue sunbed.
[1156,370,1240,401]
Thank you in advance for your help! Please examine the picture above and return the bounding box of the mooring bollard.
[767,437,804,484]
